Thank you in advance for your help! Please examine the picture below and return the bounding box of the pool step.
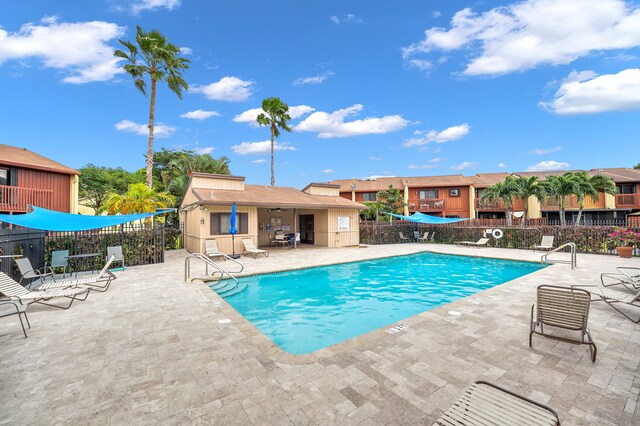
[216,282,248,298]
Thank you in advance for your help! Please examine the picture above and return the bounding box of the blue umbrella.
[229,203,239,258]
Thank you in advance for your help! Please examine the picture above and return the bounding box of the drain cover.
[218,319,231,324]
[386,324,407,334]
[212,302,224,308]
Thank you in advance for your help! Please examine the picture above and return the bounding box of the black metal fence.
[360,221,640,257]
[0,229,46,281]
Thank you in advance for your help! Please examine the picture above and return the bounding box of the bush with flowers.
[607,226,640,248]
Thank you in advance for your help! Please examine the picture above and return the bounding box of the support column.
[527,196,542,219]
[403,180,409,216]
[469,186,476,218]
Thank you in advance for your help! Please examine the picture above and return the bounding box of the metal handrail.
[541,242,577,269]
[184,253,239,286]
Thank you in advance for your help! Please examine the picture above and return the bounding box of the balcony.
[541,195,605,210]
[0,185,54,213]
[408,198,445,212]
[475,198,525,211]
[616,193,640,209]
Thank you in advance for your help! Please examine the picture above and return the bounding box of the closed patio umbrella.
[229,203,240,259]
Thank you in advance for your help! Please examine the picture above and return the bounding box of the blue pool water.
[217,252,543,354]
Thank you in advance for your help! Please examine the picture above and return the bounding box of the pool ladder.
[541,242,577,269]
[184,253,247,297]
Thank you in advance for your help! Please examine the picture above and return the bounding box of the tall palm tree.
[114,26,190,189]
[514,176,547,224]
[481,176,520,225]
[573,171,617,225]
[103,183,175,215]
[256,97,292,186]
[541,173,580,226]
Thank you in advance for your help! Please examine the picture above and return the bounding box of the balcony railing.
[0,185,54,213]
[408,198,445,211]
[616,193,640,209]
[475,198,525,211]
[541,195,605,210]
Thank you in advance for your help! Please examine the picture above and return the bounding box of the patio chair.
[242,239,269,258]
[205,239,226,261]
[436,380,560,426]
[576,283,640,323]
[0,271,90,310]
[37,255,117,293]
[274,233,289,247]
[417,231,430,243]
[14,258,56,288]
[533,235,555,251]
[107,246,125,270]
[600,267,640,291]
[413,230,421,241]
[530,285,597,362]
[398,232,410,243]
[48,250,69,278]
[290,232,301,247]
[0,300,30,338]
[455,237,489,247]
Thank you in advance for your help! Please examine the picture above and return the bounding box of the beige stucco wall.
[468,185,476,218]
[69,175,79,214]
[403,186,409,216]
[604,193,616,209]
[303,185,340,197]
[527,195,542,219]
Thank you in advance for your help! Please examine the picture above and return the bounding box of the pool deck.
[1,244,639,425]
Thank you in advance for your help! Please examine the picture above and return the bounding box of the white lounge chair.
[242,239,269,258]
[37,255,117,293]
[456,237,489,247]
[577,284,640,323]
[14,258,55,288]
[533,235,555,251]
[399,232,410,243]
[0,272,90,310]
[205,239,227,261]
[600,267,640,291]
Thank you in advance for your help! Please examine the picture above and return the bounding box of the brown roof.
[470,173,512,188]
[191,184,366,210]
[328,177,407,192]
[589,168,640,183]
[0,144,79,175]
[405,174,473,188]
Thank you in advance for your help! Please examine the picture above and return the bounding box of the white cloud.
[541,68,640,114]
[433,11,442,18]
[408,164,439,170]
[252,159,266,164]
[115,119,176,138]
[180,109,220,120]
[231,140,296,155]
[498,163,508,168]
[132,0,181,14]
[293,71,335,86]
[403,0,640,76]
[233,105,315,126]
[403,123,470,147]
[295,104,408,138]
[368,156,382,161]
[0,18,125,83]
[192,76,254,102]
[406,59,433,72]
[362,175,396,180]
[194,147,214,154]
[323,169,336,174]
[179,47,192,55]
[531,146,561,155]
[451,161,478,170]
[430,157,444,162]
[330,14,364,25]
[527,160,570,171]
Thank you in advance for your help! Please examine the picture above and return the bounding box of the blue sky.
[2,0,640,188]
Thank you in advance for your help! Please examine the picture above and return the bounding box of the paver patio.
[1,244,639,425]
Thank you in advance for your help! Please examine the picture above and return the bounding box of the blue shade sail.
[388,212,469,224]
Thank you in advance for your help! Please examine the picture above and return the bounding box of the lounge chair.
[15,258,56,288]
[530,285,597,362]
[533,235,555,251]
[416,231,430,243]
[48,250,69,278]
[399,232,410,243]
[0,272,90,310]
[0,300,30,338]
[242,239,269,258]
[413,231,421,241]
[107,246,125,270]
[37,255,117,293]
[436,380,560,426]
[456,237,489,247]
[600,267,640,291]
[205,239,227,261]
[577,283,640,323]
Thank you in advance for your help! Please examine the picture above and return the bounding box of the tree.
[78,164,143,213]
[256,97,292,186]
[541,173,580,226]
[481,176,520,225]
[114,26,190,189]
[573,171,617,225]
[160,151,231,202]
[513,176,546,223]
[103,183,175,215]
[634,163,640,169]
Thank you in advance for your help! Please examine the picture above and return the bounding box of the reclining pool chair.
[530,285,596,362]
[205,239,227,261]
[37,255,117,293]
[242,239,269,258]
[398,232,410,243]
[456,237,489,247]
[576,282,640,323]
[436,381,560,426]
[600,267,640,291]
[0,300,30,338]
[0,272,90,310]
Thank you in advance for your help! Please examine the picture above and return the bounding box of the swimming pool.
[216,252,544,354]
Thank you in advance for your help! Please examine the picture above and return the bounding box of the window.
[419,189,438,199]
[361,192,377,202]
[449,188,460,197]
[0,169,8,186]
[446,215,460,218]
[617,184,636,194]
[210,212,249,235]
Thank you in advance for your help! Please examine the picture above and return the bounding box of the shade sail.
[389,212,469,224]
[0,206,172,231]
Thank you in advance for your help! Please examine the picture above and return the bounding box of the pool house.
[179,173,366,255]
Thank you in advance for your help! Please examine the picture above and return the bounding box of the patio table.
[66,253,101,278]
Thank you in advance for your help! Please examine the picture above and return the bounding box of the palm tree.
[114,26,190,189]
[514,176,547,224]
[481,176,520,225]
[541,173,580,226]
[573,171,617,225]
[256,97,292,186]
[103,183,175,215]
